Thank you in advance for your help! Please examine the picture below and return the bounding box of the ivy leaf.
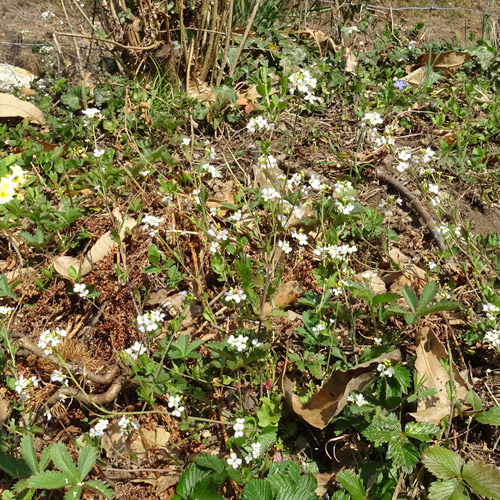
[428,480,469,500]
[337,470,366,500]
[475,406,500,425]
[462,461,500,500]
[405,421,441,442]
[362,413,400,443]
[422,447,464,479]
[27,470,68,490]
[243,479,273,500]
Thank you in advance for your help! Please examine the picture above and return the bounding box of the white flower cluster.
[233,417,245,438]
[225,287,246,304]
[81,107,102,127]
[377,360,395,377]
[50,369,68,384]
[117,415,140,435]
[396,146,437,175]
[288,68,319,103]
[38,327,67,355]
[313,242,357,261]
[228,210,242,223]
[125,341,147,359]
[227,334,249,352]
[89,419,109,439]
[181,137,191,147]
[345,26,359,36]
[361,112,383,128]
[0,306,14,315]
[258,154,278,170]
[15,375,40,400]
[137,310,165,333]
[261,187,281,202]
[41,11,56,20]
[207,223,229,254]
[278,240,292,255]
[438,223,461,240]
[201,163,221,179]
[142,214,164,237]
[333,179,357,214]
[168,394,185,417]
[312,322,326,335]
[246,116,273,134]
[483,303,500,322]
[227,451,242,468]
[347,393,368,406]
[93,148,105,158]
[244,442,262,463]
[73,283,89,298]
[379,195,402,208]
[0,165,28,205]
[484,329,500,348]
[291,230,308,246]
[287,172,303,191]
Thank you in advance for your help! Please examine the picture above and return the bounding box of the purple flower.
[394,79,408,90]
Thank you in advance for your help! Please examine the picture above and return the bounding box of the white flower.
[278,240,292,255]
[93,148,105,158]
[38,328,67,355]
[246,116,272,134]
[181,137,191,147]
[377,361,395,377]
[168,394,185,417]
[397,147,412,162]
[41,11,56,20]
[261,187,281,202]
[117,415,140,435]
[309,173,322,191]
[201,163,222,179]
[81,108,102,127]
[227,334,249,352]
[374,337,383,346]
[45,410,52,421]
[428,183,440,195]
[361,271,377,280]
[287,172,303,191]
[89,419,109,439]
[228,210,242,223]
[251,338,263,347]
[142,214,164,237]
[288,68,318,101]
[225,288,246,304]
[312,323,326,335]
[483,303,500,322]
[233,417,245,438]
[163,195,173,204]
[396,161,409,173]
[484,329,500,348]
[251,442,261,458]
[50,369,68,384]
[227,452,242,469]
[258,154,278,170]
[361,112,383,128]
[137,310,165,333]
[291,230,308,246]
[209,241,219,253]
[125,341,147,360]
[0,178,17,204]
[73,283,89,298]
[345,26,359,36]
[0,306,14,315]
[347,393,368,406]
[409,40,417,50]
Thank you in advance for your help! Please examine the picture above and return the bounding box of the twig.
[55,31,160,51]
[377,170,446,252]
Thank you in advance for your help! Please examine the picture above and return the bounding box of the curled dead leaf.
[280,350,401,429]
[409,328,468,425]
[263,280,305,316]
[0,92,45,125]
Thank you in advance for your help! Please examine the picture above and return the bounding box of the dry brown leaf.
[0,389,10,424]
[409,328,468,425]
[386,263,427,294]
[4,266,36,283]
[53,256,92,279]
[280,350,401,429]
[187,78,216,103]
[388,247,411,265]
[414,51,470,75]
[0,92,45,125]
[403,67,427,87]
[354,272,386,295]
[344,48,358,73]
[263,280,304,316]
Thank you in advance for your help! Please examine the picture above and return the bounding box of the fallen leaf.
[409,328,468,425]
[187,78,216,103]
[0,63,36,91]
[280,350,401,429]
[388,247,411,265]
[4,266,36,283]
[0,92,45,125]
[263,280,305,316]
[344,48,358,73]
[354,272,386,295]
[53,256,92,279]
[414,51,470,75]
[403,67,427,87]
[386,262,427,294]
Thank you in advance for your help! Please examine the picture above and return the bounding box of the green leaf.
[428,480,469,500]
[191,480,224,500]
[51,443,80,483]
[422,447,464,479]
[147,244,161,265]
[77,445,96,480]
[20,435,39,474]
[276,483,318,500]
[195,454,225,473]
[362,413,400,443]
[419,301,460,317]
[393,364,411,392]
[418,281,439,311]
[402,286,418,313]
[64,485,82,500]
[462,461,500,499]
[387,437,419,473]
[372,292,401,306]
[176,463,211,497]
[337,470,366,500]
[39,446,52,471]
[0,450,31,479]
[475,406,500,425]
[61,87,82,111]
[234,255,253,288]
[243,479,273,500]
[27,470,68,490]
[405,421,441,442]
[83,480,114,498]
[465,390,483,412]
[1,490,16,500]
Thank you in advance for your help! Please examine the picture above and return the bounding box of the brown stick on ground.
[377,169,446,252]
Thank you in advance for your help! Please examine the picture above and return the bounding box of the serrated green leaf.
[405,421,441,442]
[1,490,16,500]
[393,364,412,392]
[195,453,225,473]
[422,447,464,479]
[176,463,211,497]
[465,390,483,412]
[418,281,439,311]
[402,286,418,312]
[387,437,419,473]
[475,406,500,425]
[0,450,31,479]
[243,479,273,500]
[428,480,469,500]
[420,301,460,317]
[191,478,224,500]
[362,413,401,443]
[276,482,318,500]
[27,470,68,490]
[51,443,80,483]
[20,435,38,474]
[337,470,366,500]
[373,292,401,306]
[462,461,500,499]
[64,485,82,500]
[83,479,113,498]
[77,445,96,480]
[39,445,53,471]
